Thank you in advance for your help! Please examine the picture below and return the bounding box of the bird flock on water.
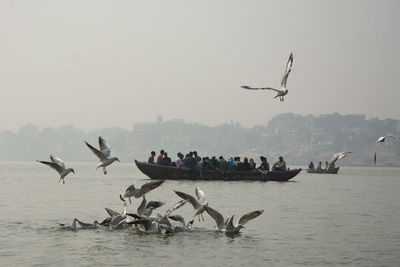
[57,181,264,235]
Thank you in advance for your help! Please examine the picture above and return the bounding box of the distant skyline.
[1,0,400,131]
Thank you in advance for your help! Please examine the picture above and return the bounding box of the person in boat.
[257,156,270,171]
[148,151,156,164]
[272,156,286,171]
[210,156,218,169]
[183,153,196,170]
[308,161,315,170]
[157,150,165,165]
[242,157,251,171]
[217,156,227,171]
[163,152,172,166]
[175,152,184,168]
[193,151,201,163]
[249,158,256,170]
[227,157,235,171]
[234,157,243,171]
[316,161,322,170]
[325,161,328,169]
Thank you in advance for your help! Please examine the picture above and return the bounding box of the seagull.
[85,136,119,174]
[168,215,194,232]
[76,219,100,229]
[37,155,75,184]
[174,187,208,221]
[58,218,78,230]
[374,134,400,165]
[120,180,165,204]
[327,151,353,171]
[241,53,293,102]
[127,218,170,234]
[137,196,165,217]
[204,206,264,233]
[110,202,128,230]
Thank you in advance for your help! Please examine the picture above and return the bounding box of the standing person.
[257,156,270,172]
[272,156,286,171]
[148,151,156,164]
[157,150,165,165]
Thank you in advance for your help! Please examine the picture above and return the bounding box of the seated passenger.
[183,153,196,170]
[249,158,256,170]
[308,161,315,170]
[175,152,184,168]
[156,149,165,165]
[148,151,156,164]
[242,157,250,171]
[217,156,227,171]
[234,157,243,171]
[272,156,286,171]
[316,161,322,170]
[257,156,270,171]
[227,157,235,171]
[163,152,172,166]
[193,151,201,163]
[210,156,218,169]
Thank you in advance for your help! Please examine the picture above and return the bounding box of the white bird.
[120,180,165,204]
[374,134,400,165]
[109,202,128,230]
[241,53,293,102]
[37,155,75,184]
[128,218,170,234]
[327,151,353,171]
[76,219,100,229]
[85,136,119,174]
[137,196,165,217]
[58,218,78,230]
[174,187,208,221]
[204,206,264,233]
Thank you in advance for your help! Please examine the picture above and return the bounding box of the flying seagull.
[174,187,208,221]
[120,180,165,204]
[137,196,165,217]
[204,206,264,233]
[327,151,353,171]
[37,155,75,184]
[374,134,400,165]
[241,53,293,102]
[85,136,119,174]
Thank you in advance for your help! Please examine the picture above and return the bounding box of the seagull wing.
[204,206,225,230]
[85,141,108,161]
[241,85,280,92]
[128,218,153,231]
[162,199,188,218]
[174,190,202,210]
[139,180,165,196]
[37,160,65,174]
[337,151,353,160]
[98,136,111,157]
[76,220,94,227]
[137,197,147,215]
[146,200,165,210]
[105,207,120,217]
[238,210,264,226]
[281,53,293,87]
[168,215,186,225]
[50,155,65,169]
[195,187,206,205]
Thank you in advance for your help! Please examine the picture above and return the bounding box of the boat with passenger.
[135,160,301,181]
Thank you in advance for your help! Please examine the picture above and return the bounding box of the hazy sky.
[1,0,399,131]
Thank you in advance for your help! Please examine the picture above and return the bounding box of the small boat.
[306,167,339,174]
[134,160,301,181]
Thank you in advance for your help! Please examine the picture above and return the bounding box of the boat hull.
[306,167,339,174]
[135,160,301,181]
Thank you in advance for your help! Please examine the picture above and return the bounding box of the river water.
[1,162,400,266]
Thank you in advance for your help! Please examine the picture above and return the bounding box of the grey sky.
[1,0,399,131]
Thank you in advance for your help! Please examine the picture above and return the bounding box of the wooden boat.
[306,167,339,174]
[134,160,301,181]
